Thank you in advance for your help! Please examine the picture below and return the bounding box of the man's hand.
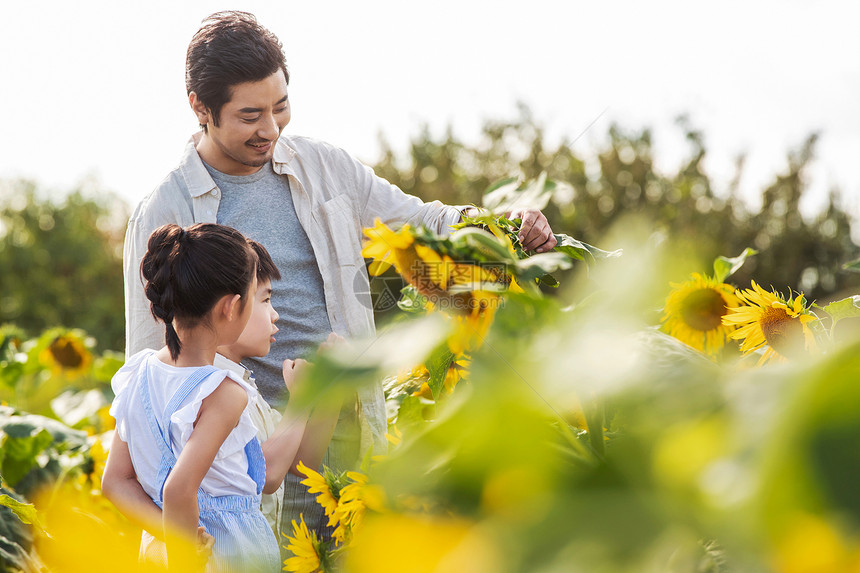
[508,208,557,253]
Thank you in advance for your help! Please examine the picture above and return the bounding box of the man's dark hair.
[186,11,289,130]
[247,239,281,283]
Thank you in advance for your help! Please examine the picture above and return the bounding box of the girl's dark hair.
[141,223,257,360]
[247,239,281,283]
[186,11,289,131]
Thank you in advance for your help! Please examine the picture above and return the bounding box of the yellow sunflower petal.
[721,282,818,364]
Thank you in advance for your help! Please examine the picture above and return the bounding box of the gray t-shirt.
[205,161,332,405]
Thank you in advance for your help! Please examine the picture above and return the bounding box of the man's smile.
[249,141,272,151]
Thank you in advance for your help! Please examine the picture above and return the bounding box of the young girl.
[106,223,283,571]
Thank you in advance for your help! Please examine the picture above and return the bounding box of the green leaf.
[484,176,520,196]
[843,258,860,273]
[450,227,516,263]
[397,285,430,314]
[426,347,455,401]
[538,274,560,288]
[92,351,125,383]
[553,234,622,263]
[0,361,25,390]
[482,173,554,213]
[713,248,757,283]
[823,296,860,332]
[0,409,88,491]
[358,445,375,475]
[0,494,38,527]
[514,252,573,283]
[0,411,89,448]
[0,428,53,486]
[0,325,26,362]
[395,395,433,433]
[0,485,38,571]
[290,316,450,410]
[50,389,109,429]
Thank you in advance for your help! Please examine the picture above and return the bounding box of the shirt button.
[212,189,220,198]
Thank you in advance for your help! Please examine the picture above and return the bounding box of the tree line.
[1,108,857,351]
[373,105,858,304]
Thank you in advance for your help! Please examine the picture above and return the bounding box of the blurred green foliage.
[294,220,860,572]
[0,181,128,352]
[372,105,859,303]
[0,325,119,573]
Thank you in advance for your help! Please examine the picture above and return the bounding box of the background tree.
[0,180,128,351]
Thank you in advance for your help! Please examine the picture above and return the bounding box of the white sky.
[1,0,858,221]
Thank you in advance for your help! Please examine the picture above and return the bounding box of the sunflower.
[721,281,818,365]
[283,514,323,573]
[78,437,108,491]
[411,355,469,399]
[661,273,741,356]
[361,218,414,275]
[449,263,501,290]
[412,244,455,291]
[385,424,403,446]
[38,332,93,377]
[332,473,367,545]
[448,291,501,354]
[297,461,340,527]
[332,472,386,545]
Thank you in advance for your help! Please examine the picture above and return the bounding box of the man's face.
[194,70,290,175]
[221,279,279,361]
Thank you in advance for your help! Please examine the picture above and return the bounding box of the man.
[124,10,557,546]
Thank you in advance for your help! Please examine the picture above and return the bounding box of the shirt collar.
[272,136,298,178]
[273,135,297,166]
[213,352,253,382]
[180,132,218,199]
[180,132,299,199]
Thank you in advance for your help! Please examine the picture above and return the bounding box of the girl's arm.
[288,333,344,475]
[102,432,165,539]
[287,400,341,477]
[102,436,215,553]
[260,357,341,493]
[162,377,247,567]
[260,359,310,494]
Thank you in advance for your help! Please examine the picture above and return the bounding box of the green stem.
[584,398,605,459]
[553,414,591,460]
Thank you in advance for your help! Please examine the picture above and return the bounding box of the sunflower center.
[760,306,805,357]
[49,337,84,368]
[680,288,727,331]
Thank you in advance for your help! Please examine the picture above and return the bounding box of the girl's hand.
[196,526,215,559]
[320,332,345,351]
[282,358,309,395]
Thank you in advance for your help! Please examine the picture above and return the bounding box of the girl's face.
[223,279,279,360]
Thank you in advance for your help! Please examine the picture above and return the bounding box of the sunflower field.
[3,175,860,572]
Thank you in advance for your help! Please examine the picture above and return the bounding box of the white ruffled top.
[109,349,261,500]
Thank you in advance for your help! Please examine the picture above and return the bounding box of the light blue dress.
[138,363,280,572]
